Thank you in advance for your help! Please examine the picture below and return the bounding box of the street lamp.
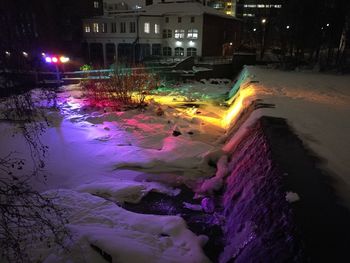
[43,55,70,85]
[261,18,267,59]
[286,25,290,29]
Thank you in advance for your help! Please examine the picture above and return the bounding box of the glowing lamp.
[261,18,266,24]
[22,51,28,57]
[253,28,257,32]
[176,41,182,46]
[5,51,11,56]
[60,56,70,63]
[45,57,52,63]
[52,57,58,63]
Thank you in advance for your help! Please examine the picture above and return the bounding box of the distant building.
[207,1,237,17]
[236,0,283,23]
[82,1,241,66]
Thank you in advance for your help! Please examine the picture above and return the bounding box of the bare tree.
[0,88,69,263]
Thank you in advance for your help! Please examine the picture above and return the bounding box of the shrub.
[82,66,159,110]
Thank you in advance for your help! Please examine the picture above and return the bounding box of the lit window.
[84,24,91,33]
[130,22,136,33]
[93,1,99,8]
[144,22,150,33]
[155,24,160,34]
[102,23,107,33]
[163,47,172,56]
[120,22,126,33]
[187,29,198,39]
[93,23,99,32]
[174,47,184,56]
[174,29,185,39]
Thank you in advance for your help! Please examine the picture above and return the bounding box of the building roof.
[102,2,240,20]
[142,2,239,19]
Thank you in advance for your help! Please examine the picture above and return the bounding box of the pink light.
[45,57,52,63]
[52,57,58,63]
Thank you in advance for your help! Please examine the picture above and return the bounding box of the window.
[165,17,169,23]
[154,24,160,34]
[187,29,198,39]
[187,48,197,56]
[144,22,150,33]
[162,29,172,38]
[130,22,136,33]
[120,22,126,33]
[174,47,184,56]
[84,24,91,33]
[190,17,195,23]
[102,23,107,33]
[93,23,99,33]
[174,29,185,39]
[152,44,161,56]
[163,47,172,56]
[178,17,182,23]
[111,22,117,33]
[93,1,99,8]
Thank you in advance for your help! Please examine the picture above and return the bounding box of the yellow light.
[60,56,70,63]
[222,87,255,128]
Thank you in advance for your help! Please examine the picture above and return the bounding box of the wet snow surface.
[1,67,350,262]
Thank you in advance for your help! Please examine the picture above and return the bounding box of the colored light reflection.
[222,87,255,128]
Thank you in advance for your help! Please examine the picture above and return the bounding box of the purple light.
[45,57,52,63]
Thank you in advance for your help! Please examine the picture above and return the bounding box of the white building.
[82,1,241,66]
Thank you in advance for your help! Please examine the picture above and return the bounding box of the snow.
[224,66,350,207]
[28,189,210,263]
[0,78,232,262]
[286,191,300,203]
[2,65,350,261]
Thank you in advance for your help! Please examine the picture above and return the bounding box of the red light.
[52,57,58,63]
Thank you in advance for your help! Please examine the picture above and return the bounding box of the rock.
[201,197,215,213]
[172,130,182,137]
[156,107,164,116]
[285,191,300,203]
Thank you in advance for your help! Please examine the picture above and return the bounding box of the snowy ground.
[1,67,350,262]
[225,67,350,208]
[0,78,233,262]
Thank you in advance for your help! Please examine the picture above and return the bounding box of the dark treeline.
[242,0,350,72]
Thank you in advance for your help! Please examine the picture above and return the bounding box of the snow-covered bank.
[2,65,350,262]
[224,66,350,207]
[217,67,350,262]
[0,79,232,262]
[27,189,210,263]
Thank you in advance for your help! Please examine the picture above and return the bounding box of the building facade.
[82,1,241,66]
